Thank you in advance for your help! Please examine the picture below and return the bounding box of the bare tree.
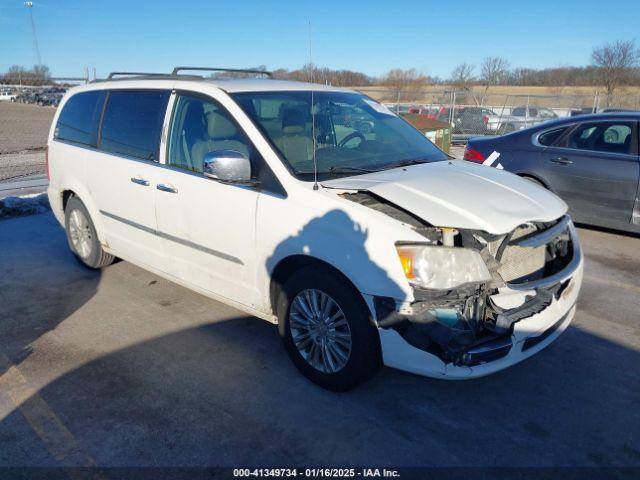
[378,68,430,102]
[272,64,372,86]
[545,66,570,96]
[449,63,475,91]
[592,40,640,104]
[0,64,50,86]
[479,57,510,105]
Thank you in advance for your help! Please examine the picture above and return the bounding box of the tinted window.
[167,94,255,174]
[568,122,634,154]
[538,127,569,146]
[100,90,169,161]
[512,107,525,117]
[54,91,105,146]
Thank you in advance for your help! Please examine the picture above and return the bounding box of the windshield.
[232,91,447,180]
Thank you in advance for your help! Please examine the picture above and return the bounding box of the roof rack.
[107,72,169,80]
[171,66,273,78]
[102,67,274,83]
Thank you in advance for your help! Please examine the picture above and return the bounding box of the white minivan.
[47,67,583,390]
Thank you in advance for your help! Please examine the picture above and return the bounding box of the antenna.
[309,21,319,191]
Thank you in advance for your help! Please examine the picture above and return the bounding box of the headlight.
[396,244,491,290]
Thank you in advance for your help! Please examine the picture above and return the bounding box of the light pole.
[24,1,42,66]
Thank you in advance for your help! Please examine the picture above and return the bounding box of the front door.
[539,120,639,228]
[154,92,260,306]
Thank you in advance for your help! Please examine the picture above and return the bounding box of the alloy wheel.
[289,289,352,373]
[68,208,93,259]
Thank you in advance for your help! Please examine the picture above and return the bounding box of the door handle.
[549,157,573,165]
[156,183,178,193]
[130,177,149,186]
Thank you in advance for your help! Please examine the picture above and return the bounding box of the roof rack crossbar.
[171,66,273,78]
[107,72,168,80]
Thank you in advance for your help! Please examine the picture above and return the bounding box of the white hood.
[322,160,567,234]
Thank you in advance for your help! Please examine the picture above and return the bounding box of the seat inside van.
[191,111,250,171]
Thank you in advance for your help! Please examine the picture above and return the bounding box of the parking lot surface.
[0,213,639,467]
[0,102,54,155]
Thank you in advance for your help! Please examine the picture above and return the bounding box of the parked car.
[47,69,583,390]
[454,107,497,134]
[407,105,435,116]
[464,113,640,233]
[0,88,16,101]
[384,104,410,115]
[407,105,462,124]
[600,108,638,113]
[570,108,595,116]
[10,87,66,106]
[486,106,558,134]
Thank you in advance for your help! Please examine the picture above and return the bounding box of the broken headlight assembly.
[395,243,492,290]
[385,220,576,367]
[389,242,495,365]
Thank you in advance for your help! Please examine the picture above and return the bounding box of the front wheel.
[277,266,382,391]
[64,196,115,269]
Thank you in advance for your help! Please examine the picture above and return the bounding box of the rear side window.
[538,127,569,146]
[54,91,105,146]
[568,122,634,154]
[99,90,170,161]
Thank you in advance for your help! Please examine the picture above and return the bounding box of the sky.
[0,0,638,79]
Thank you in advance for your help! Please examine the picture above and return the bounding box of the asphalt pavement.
[0,213,638,468]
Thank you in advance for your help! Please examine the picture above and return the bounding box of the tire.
[276,265,382,391]
[64,196,115,269]
[498,123,515,135]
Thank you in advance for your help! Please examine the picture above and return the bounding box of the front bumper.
[377,222,584,379]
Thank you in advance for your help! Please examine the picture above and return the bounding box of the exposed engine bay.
[342,191,576,367]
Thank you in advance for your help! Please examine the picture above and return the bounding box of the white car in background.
[46,67,583,390]
[486,105,559,134]
[0,88,16,101]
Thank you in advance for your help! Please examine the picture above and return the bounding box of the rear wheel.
[277,266,382,391]
[498,123,516,135]
[64,196,115,269]
[521,175,546,188]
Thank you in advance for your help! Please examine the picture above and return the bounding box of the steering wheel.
[338,131,366,148]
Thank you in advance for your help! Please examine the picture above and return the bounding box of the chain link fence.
[361,87,640,142]
[376,89,640,142]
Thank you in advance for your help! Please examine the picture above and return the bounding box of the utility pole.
[24,2,42,66]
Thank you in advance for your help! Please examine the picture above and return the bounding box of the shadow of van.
[0,213,101,376]
[265,208,406,307]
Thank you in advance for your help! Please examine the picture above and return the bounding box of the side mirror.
[203,150,253,184]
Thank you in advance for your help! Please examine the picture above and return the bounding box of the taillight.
[45,146,50,180]
[463,147,485,162]
[483,115,489,124]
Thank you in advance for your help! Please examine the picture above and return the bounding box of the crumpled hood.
[322,160,568,234]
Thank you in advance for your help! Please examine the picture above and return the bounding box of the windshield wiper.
[376,158,431,170]
[324,166,376,176]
